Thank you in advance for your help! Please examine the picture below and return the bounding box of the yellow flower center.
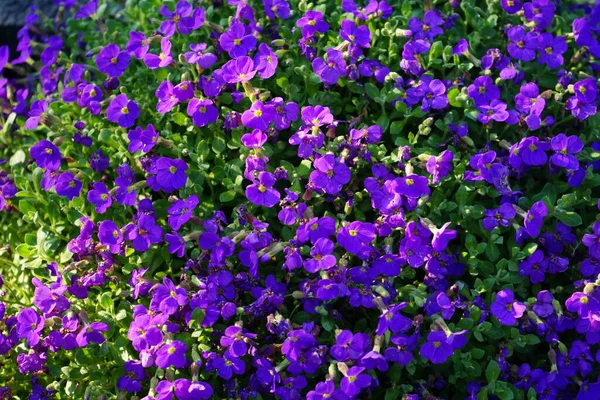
[234,39,242,46]
[121,107,129,115]
[258,184,267,193]
[254,109,263,117]
[405,178,414,186]
[349,229,358,237]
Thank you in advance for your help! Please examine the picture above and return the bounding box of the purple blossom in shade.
[420,331,453,364]
[268,98,298,130]
[467,76,500,105]
[168,195,198,230]
[81,84,102,107]
[550,134,583,169]
[87,182,112,214]
[482,203,516,231]
[219,21,257,58]
[476,99,510,123]
[155,380,176,400]
[453,38,469,55]
[358,58,390,82]
[583,222,600,259]
[117,361,145,392]
[125,214,163,252]
[263,0,291,19]
[507,26,538,62]
[24,100,48,130]
[128,124,159,153]
[144,37,173,69]
[242,101,276,131]
[152,277,188,315]
[156,81,179,114]
[519,249,548,284]
[184,43,217,68]
[74,0,97,19]
[90,150,109,172]
[254,43,278,79]
[309,154,351,195]
[96,44,130,77]
[491,289,526,325]
[213,353,246,380]
[126,31,150,59]
[337,221,376,254]
[297,216,336,244]
[376,303,411,335]
[153,157,188,192]
[514,82,545,116]
[566,292,599,318]
[221,56,256,83]
[349,125,383,145]
[159,0,193,37]
[98,220,123,247]
[420,79,448,111]
[393,174,430,198]
[220,326,256,357]
[16,308,44,346]
[304,238,336,273]
[408,10,443,41]
[519,137,549,166]
[156,341,187,368]
[426,150,453,184]
[312,48,347,85]
[330,331,369,362]
[297,10,329,37]
[55,172,82,200]
[30,139,61,171]
[106,94,140,128]
[340,19,371,48]
[174,81,194,101]
[340,366,371,397]
[187,99,218,127]
[166,231,185,257]
[538,33,567,69]
[246,171,280,208]
[241,129,268,149]
[524,201,548,238]
[76,322,109,346]
[566,96,597,121]
[174,379,214,400]
[431,222,457,252]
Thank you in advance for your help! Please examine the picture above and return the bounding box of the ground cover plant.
[1,0,600,398]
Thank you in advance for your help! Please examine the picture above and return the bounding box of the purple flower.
[87,182,112,213]
[126,31,150,59]
[550,134,583,169]
[519,249,548,284]
[30,140,61,171]
[76,322,108,346]
[128,315,163,351]
[184,43,217,68]
[241,129,268,149]
[340,366,371,397]
[168,195,198,230]
[477,99,509,123]
[74,0,97,19]
[538,33,567,69]
[297,11,329,37]
[24,100,48,130]
[156,81,179,114]
[467,76,500,105]
[309,154,351,194]
[338,221,376,254]
[159,0,193,37]
[152,277,188,315]
[96,44,130,77]
[107,94,139,128]
[420,79,448,111]
[393,174,430,198]
[501,0,522,14]
[426,150,453,184]
[219,21,257,58]
[524,201,548,238]
[566,292,599,318]
[128,124,159,153]
[254,43,278,79]
[144,37,173,69]
[242,101,276,130]
[514,82,545,116]
[491,289,526,325]
[17,308,44,346]
[220,326,256,357]
[174,379,214,400]
[574,78,597,104]
[340,20,371,48]
[188,99,218,127]
[222,56,256,83]
[124,214,163,252]
[213,353,246,380]
[420,331,453,364]
[312,49,347,85]
[582,222,600,259]
[507,26,538,62]
[98,220,123,247]
[153,157,188,192]
[304,238,336,273]
[156,341,187,368]
[408,10,443,41]
[246,171,280,208]
[55,172,82,200]
[482,203,516,231]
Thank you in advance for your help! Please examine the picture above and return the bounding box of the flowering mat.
[1,0,600,399]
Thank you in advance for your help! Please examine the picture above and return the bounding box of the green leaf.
[219,190,236,203]
[486,360,500,382]
[172,112,188,126]
[554,211,582,227]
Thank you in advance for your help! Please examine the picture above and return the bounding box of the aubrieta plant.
[1,0,600,398]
